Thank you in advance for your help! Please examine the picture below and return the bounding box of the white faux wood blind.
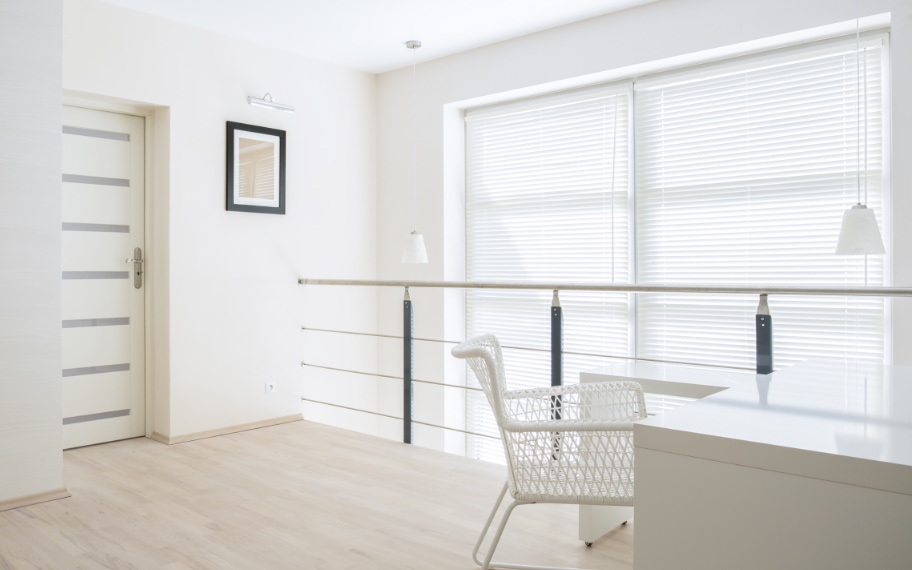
[465,85,632,462]
[635,37,887,369]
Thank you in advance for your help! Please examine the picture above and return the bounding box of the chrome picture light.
[247,92,295,113]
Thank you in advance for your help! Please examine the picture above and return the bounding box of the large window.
[464,35,888,462]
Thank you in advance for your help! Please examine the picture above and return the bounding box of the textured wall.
[0,0,64,503]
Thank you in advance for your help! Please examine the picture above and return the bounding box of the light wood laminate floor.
[0,420,633,569]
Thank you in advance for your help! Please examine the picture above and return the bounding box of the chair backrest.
[454,334,641,505]
[450,334,510,431]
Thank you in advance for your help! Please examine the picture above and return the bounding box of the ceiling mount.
[406,40,421,49]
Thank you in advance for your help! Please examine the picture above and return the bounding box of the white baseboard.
[0,488,71,513]
[149,414,303,445]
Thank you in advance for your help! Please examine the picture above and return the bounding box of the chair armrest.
[504,380,643,401]
[501,417,637,433]
[502,380,646,424]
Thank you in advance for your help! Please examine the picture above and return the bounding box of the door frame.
[63,92,165,440]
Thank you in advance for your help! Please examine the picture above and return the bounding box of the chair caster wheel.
[585,542,593,547]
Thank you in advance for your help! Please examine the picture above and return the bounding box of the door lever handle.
[126,247,143,289]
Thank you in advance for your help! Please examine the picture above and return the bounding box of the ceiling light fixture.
[247,92,295,113]
[835,4,884,259]
[401,40,428,264]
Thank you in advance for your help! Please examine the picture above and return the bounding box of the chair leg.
[471,481,593,570]
[472,481,510,567]
[480,499,521,570]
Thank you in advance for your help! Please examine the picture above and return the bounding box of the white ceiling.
[99,0,656,74]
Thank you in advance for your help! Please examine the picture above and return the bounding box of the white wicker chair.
[451,334,646,570]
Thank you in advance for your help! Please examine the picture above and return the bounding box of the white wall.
[63,0,379,438]
[55,0,912,453]
[0,0,65,503]
[374,0,912,452]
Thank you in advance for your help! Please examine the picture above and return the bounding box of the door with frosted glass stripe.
[61,106,145,449]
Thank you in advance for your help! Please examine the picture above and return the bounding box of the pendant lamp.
[401,40,429,264]
[836,205,885,255]
[835,6,884,256]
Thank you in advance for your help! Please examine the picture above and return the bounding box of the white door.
[61,106,145,449]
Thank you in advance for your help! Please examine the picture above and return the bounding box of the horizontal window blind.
[635,37,886,368]
[465,85,632,462]
[463,35,890,464]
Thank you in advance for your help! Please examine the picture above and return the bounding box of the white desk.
[578,361,755,543]
[583,360,912,568]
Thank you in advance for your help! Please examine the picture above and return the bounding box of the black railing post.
[551,290,563,387]
[551,290,563,421]
[756,293,773,375]
[403,287,413,444]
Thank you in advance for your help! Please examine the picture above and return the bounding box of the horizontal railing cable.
[301,326,460,345]
[301,397,499,440]
[301,328,752,372]
[560,350,754,371]
[411,420,499,440]
[300,277,912,298]
[301,398,404,422]
[500,344,755,371]
[301,362,483,392]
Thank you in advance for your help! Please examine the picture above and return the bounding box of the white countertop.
[588,360,912,496]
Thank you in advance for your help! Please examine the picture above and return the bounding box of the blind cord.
[610,94,619,284]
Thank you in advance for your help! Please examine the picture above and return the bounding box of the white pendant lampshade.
[834,6,885,259]
[835,204,885,255]
[402,231,429,264]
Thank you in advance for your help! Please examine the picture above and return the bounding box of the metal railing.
[299,278,912,297]
[299,277,912,444]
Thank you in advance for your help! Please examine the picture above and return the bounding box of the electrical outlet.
[265,381,277,394]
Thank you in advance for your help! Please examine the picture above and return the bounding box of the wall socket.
[265,381,277,394]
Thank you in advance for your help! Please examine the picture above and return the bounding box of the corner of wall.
[150,106,172,438]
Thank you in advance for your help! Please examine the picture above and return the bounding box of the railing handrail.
[299,278,912,298]
[299,276,909,445]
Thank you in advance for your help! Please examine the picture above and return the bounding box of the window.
[465,85,631,461]
[635,38,886,368]
[464,35,889,462]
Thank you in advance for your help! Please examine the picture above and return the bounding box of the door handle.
[125,247,143,289]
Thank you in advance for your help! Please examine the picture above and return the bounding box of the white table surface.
[634,359,912,496]
[581,360,753,399]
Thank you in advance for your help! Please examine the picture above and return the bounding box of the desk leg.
[579,505,633,544]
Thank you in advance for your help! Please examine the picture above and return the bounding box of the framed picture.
[226,121,286,214]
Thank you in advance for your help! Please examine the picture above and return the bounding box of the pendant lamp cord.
[863,46,868,205]
[411,44,418,232]
[856,0,869,287]
[855,0,861,206]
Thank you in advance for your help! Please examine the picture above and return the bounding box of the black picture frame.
[226,121,286,214]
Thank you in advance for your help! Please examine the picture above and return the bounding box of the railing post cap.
[757,293,771,316]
